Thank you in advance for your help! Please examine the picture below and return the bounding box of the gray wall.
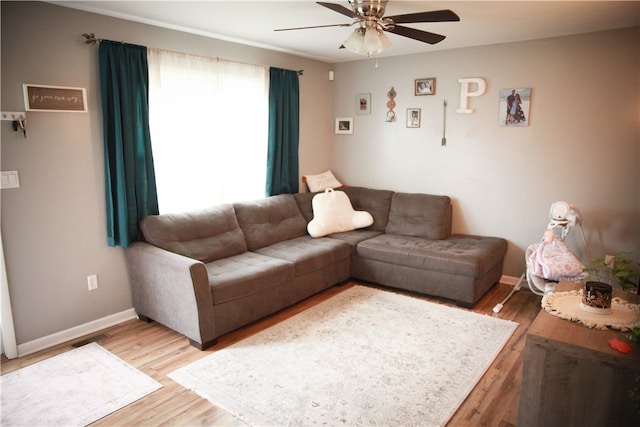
[331,27,640,277]
[1,1,333,345]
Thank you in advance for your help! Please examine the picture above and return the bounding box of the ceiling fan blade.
[275,23,352,32]
[317,2,358,19]
[386,25,446,45]
[386,9,460,24]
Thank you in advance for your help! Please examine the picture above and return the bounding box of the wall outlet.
[1,171,20,189]
[87,274,98,291]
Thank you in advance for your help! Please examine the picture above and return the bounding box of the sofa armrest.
[125,241,216,347]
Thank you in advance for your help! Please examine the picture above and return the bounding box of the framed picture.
[407,108,421,128]
[415,78,436,96]
[335,117,353,134]
[356,93,371,115]
[23,84,88,112]
[499,88,531,126]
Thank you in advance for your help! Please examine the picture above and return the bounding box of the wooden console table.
[517,282,640,427]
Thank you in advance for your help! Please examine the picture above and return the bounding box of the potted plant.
[580,254,639,313]
[582,254,640,292]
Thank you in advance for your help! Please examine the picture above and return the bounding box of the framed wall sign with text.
[23,84,88,112]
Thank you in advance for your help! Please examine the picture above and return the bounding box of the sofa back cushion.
[140,204,247,262]
[340,187,394,231]
[293,191,316,223]
[234,194,308,251]
[385,193,452,240]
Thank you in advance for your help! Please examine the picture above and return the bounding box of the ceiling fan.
[275,1,460,56]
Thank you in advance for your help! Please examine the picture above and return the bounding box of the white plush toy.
[307,188,373,238]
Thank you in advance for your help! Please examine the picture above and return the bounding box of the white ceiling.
[52,1,639,63]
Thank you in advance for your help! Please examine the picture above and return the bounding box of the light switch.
[1,171,20,189]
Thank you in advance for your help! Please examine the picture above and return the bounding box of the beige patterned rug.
[169,285,518,426]
[1,342,162,426]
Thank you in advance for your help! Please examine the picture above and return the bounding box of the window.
[147,49,268,214]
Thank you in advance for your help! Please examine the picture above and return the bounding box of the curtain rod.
[82,33,304,76]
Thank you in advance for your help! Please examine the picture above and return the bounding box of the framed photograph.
[415,78,436,96]
[499,88,531,127]
[407,108,421,128]
[356,93,371,115]
[335,117,353,134]
[23,84,88,112]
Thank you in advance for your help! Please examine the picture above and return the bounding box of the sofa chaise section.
[352,234,507,307]
[328,189,507,307]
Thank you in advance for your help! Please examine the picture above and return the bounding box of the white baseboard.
[500,274,524,286]
[17,309,138,357]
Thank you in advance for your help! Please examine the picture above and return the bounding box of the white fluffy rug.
[169,285,518,426]
[1,342,162,426]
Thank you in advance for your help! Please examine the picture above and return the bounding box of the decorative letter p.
[457,78,486,114]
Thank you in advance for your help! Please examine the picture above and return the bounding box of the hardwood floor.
[1,280,541,426]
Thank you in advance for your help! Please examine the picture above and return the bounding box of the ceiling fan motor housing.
[349,0,388,18]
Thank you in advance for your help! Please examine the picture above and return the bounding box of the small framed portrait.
[407,108,421,128]
[499,88,531,127]
[335,117,353,134]
[415,78,436,96]
[356,93,371,115]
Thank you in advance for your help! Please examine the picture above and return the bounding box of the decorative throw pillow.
[307,189,373,238]
[303,170,344,193]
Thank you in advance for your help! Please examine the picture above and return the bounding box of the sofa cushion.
[206,252,294,304]
[293,191,316,223]
[233,194,308,251]
[303,170,344,192]
[340,187,394,231]
[328,229,384,254]
[256,236,351,276]
[356,234,507,278]
[140,204,247,263]
[385,193,452,240]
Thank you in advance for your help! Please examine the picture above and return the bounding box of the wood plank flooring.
[1,280,541,426]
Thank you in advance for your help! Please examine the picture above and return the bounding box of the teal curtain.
[266,67,300,195]
[99,40,158,247]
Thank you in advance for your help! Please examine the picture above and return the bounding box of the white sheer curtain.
[147,49,269,214]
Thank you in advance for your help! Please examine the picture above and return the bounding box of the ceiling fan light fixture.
[363,27,382,53]
[344,26,391,57]
[343,27,367,55]
[364,27,391,55]
[378,29,392,50]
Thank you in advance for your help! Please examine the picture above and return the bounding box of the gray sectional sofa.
[126,186,507,350]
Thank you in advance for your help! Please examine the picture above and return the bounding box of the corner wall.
[1,1,333,346]
[331,27,640,276]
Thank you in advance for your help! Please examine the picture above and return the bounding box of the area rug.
[1,342,162,426]
[169,285,518,426]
